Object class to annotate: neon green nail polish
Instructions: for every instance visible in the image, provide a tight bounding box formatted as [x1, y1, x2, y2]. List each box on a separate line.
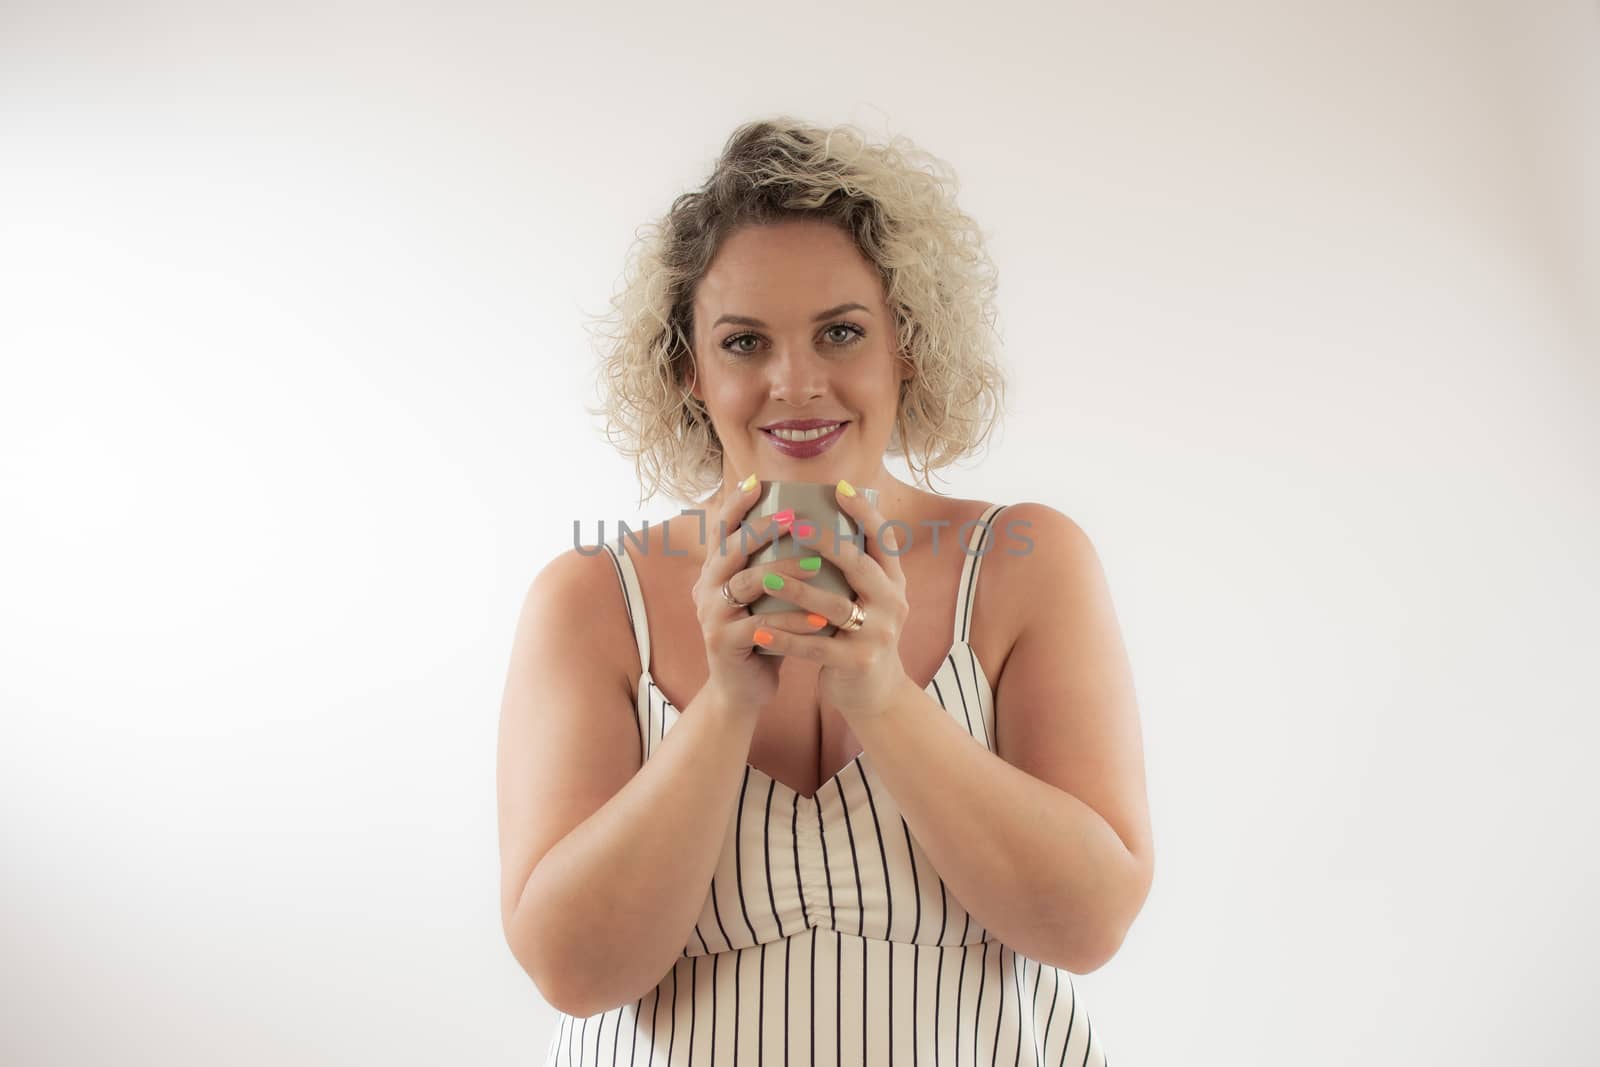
[763, 573, 784, 591]
[799, 556, 822, 572]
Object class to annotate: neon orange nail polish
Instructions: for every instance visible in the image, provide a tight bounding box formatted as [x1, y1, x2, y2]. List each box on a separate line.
[806, 613, 827, 629]
[753, 628, 774, 647]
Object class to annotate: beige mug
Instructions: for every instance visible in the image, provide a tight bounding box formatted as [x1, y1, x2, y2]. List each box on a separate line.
[739, 480, 880, 656]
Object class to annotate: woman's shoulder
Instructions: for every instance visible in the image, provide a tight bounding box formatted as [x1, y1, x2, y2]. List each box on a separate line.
[916, 495, 1053, 549]
[961, 500, 1100, 683]
[988, 498, 1083, 544]
[953, 499, 1098, 613]
[525, 540, 646, 679]
[979, 499, 1095, 569]
[975, 501, 1107, 649]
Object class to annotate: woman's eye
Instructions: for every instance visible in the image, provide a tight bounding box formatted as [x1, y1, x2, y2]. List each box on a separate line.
[721, 323, 864, 354]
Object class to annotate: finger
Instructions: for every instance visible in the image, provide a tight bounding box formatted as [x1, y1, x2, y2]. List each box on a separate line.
[750, 608, 832, 634]
[708, 485, 791, 584]
[747, 616, 847, 661]
[716, 512, 793, 591]
[745, 567, 859, 627]
[736, 610, 829, 659]
[698, 478, 764, 618]
[836, 481, 905, 583]
[727, 554, 823, 608]
[699, 477, 758, 586]
[712, 606, 819, 654]
[795, 498, 884, 601]
[713, 474, 764, 556]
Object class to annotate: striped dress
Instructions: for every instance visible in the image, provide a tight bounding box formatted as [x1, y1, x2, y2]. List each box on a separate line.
[543, 503, 1111, 1066]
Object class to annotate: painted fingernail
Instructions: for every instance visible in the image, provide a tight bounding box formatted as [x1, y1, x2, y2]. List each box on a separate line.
[799, 555, 822, 572]
[793, 522, 815, 538]
[772, 508, 794, 527]
[739, 473, 758, 493]
[837, 479, 855, 497]
[763, 573, 784, 591]
[806, 613, 827, 629]
[753, 628, 774, 647]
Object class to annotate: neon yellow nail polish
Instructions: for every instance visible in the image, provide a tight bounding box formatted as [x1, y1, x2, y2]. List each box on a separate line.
[739, 473, 757, 493]
[837, 479, 855, 497]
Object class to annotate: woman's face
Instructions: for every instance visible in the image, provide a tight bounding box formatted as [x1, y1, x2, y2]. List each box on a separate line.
[689, 220, 911, 492]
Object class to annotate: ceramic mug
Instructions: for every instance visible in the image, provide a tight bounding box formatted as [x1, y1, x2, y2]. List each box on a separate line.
[739, 480, 880, 655]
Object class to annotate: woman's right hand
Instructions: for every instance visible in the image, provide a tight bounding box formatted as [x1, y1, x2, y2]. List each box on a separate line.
[694, 481, 825, 716]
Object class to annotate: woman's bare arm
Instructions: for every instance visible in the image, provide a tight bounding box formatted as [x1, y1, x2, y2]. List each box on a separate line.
[497, 549, 759, 1017]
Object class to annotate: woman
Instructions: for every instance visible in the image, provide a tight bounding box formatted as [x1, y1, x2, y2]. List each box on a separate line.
[498, 117, 1152, 1066]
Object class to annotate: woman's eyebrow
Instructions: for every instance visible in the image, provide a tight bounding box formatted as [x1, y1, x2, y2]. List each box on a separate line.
[712, 302, 872, 329]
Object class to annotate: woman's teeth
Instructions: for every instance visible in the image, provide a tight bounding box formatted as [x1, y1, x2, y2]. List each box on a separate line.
[768, 423, 842, 442]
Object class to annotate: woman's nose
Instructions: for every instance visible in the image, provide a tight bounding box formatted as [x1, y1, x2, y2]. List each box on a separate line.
[767, 345, 828, 403]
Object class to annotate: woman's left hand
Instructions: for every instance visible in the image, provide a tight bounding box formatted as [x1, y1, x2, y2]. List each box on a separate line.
[759, 481, 911, 721]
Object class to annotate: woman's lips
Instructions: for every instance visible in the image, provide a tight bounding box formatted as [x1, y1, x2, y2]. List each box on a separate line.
[761, 421, 849, 458]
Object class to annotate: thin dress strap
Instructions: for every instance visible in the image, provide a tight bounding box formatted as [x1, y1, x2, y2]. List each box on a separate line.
[599, 540, 651, 678]
[952, 503, 1009, 646]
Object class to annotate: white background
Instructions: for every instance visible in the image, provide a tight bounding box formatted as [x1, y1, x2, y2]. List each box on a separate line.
[2, 2, 1596, 1064]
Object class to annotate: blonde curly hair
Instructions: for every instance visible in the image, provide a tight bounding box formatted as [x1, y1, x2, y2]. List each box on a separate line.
[584, 115, 1008, 507]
